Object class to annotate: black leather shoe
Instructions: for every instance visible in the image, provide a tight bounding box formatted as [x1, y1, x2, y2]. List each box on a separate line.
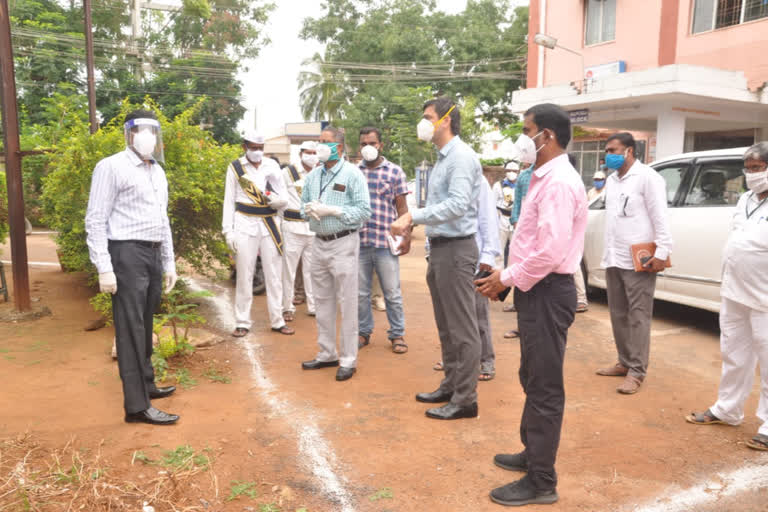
[489, 475, 558, 506]
[149, 385, 176, 399]
[425, 402, 478, 420]
[302, 359, 340, 370]
[335, 367, 356, 381]
[415, 389, 453, 403]
[124, 407, 179, 425]
[494, 452, 528, 472]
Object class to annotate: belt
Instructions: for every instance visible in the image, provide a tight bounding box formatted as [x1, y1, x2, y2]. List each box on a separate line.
[283, 209, 306, 222]
[428, 234, 474, 246]
[108, 239, 162, 249]
[497, 206, 512, 216]
[316, 229, 356, 242]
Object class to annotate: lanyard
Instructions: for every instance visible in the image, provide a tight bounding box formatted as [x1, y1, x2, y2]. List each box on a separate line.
[746, 192, 768, 220]
[319, 163, 342, 199]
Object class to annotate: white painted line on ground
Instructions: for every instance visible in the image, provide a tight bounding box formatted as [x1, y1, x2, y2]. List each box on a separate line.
[629, 460, 768, 512]
[187, 278, 355, 512]
[29, 231, 58, 235]
[1, 260, 61, 268]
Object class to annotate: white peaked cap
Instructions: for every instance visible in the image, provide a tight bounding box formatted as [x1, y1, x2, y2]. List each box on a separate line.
[300, 140, 318, 151]
[594, 170, 607, 179]
[243, 129, 265, 144]
[505, 160, 521, 171]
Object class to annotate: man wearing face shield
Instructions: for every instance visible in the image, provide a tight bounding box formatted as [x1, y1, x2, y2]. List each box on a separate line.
[391, 97, 483, 421]
[280, 141, 318, 322]
[300, 126, 371, 382]
[85, 109, 179, 425]
[223, 130, 294, 338]
[357, 126, 410, 355]
[476, 103, 588, 506]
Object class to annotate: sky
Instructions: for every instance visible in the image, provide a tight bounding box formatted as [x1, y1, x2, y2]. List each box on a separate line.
[237, 0, 528, 139]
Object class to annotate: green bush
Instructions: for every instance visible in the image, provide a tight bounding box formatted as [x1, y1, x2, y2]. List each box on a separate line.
[41, 98, 240, 277]
[0, 171, 8, 248]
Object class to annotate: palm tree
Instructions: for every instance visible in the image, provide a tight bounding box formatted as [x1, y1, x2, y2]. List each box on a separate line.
[298, 51, 349, 122]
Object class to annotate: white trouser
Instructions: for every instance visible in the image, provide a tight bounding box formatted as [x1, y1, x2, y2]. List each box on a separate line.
[311, 232, 359, 369]
[234, 231, 284, 330]
[574, 264, 588, 305]
[282, 230, 315, 314]
[710, 297, 768, 436]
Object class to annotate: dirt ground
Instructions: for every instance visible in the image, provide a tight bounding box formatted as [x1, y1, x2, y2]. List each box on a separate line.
[1, 231, 768, 511]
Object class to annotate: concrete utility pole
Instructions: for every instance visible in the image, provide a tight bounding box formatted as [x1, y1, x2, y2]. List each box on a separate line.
[0, 0, 31, 311]
[83, 0, 98, 134]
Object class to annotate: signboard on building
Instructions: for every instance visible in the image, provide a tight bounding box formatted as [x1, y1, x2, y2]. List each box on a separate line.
[569, 109, 589, 123]
[584, 61, 626, 80]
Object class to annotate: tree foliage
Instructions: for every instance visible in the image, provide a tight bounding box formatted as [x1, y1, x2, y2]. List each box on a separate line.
[41, 98, 239, 277]
[298, 0, 528, 172]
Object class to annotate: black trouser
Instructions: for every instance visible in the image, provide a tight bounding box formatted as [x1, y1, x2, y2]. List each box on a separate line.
[426, 237, 480, 406]
[109, 240, 163, 414]
[515, 273, 576, 491]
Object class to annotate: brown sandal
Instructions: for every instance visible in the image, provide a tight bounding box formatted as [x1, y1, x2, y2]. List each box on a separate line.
[746, 434, 768, 451]
[232, 327, 249, 337]
[272, 325, 295, 335]
[433, 361, 444, 371]
[358, 334, 370, 349]
[390, 337, 408, 354]
[685, 408, 726, 425]
[283, 311, 295, 322]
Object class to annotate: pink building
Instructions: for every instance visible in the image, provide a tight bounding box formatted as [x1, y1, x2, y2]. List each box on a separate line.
[513, 0, 768, 179]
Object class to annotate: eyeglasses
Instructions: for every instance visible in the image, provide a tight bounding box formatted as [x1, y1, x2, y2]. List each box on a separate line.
[744, 164, 767, 173]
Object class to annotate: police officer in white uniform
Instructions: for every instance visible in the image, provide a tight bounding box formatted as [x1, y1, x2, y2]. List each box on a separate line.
[223, 130, 294, 337]
[280, 141, 318, 321]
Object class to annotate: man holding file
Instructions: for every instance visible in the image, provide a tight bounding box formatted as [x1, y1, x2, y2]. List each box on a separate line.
[595, 132, 673, 395]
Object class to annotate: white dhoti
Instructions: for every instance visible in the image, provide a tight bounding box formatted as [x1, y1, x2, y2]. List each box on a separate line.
[234, 231, 284, 330]
[311, 232, 359, 369]
[282, 230, 315, 314]
[710, 297, 768, 436]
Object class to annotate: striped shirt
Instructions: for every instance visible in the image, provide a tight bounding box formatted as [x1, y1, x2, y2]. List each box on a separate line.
[510, 165, 534, 225]
[358, 157, 408, 248]
[85, 149, 175, 274]
[301, 159, 371, 236]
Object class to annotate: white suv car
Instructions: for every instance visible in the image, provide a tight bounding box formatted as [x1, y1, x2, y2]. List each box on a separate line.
[582, 147, 748, 313]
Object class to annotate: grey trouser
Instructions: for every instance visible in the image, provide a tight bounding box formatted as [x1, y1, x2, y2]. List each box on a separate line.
[426, 237, 480, 406]
[311, 232, 359, 369]
[605, 267, 657, 379]
[109, 240, 163, 414]
[477, 293, 494, 367]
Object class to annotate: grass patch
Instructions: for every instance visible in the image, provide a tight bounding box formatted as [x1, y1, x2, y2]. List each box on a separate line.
[132, 445, 210, 472]
[369, 487, 393, 501]
[227, 480, 258, 501]
[173, 368, 198, 389]
[259, 503, 281, 512]
[203, 366, 231, 384]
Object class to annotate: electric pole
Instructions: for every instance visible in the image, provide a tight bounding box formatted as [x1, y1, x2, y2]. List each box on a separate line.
[0, 0, 31, 311]
[84, 0, 97, 134]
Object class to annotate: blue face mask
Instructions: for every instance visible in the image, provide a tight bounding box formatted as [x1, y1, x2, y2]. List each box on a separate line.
[594, 180, 606, 190]
[604, 153, 625, 170]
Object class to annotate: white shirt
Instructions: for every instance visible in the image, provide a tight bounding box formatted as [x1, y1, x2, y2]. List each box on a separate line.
[280, 162, 315, 237]
[601, 160, 673, 270]
[85, 149, 175, 274]
[222, 156, 288, 238]
[492, 179, 515, 232]
[476, 177, 502, 267]
[721, 191, 768, 312]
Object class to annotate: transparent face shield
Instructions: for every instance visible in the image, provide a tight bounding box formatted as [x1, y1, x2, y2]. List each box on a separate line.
[124, 118, 164, 163]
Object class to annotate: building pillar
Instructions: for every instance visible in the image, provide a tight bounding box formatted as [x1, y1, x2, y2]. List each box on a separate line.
[756, 126, 768, 143]
[655, 110, 686, 159]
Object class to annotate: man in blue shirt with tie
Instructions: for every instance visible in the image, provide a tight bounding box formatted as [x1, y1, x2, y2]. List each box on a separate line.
[392, 97, 483, 420]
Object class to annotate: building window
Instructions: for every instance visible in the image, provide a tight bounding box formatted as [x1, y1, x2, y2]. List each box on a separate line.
[692, 0, 768, 34]
[584, 0, 616, 46]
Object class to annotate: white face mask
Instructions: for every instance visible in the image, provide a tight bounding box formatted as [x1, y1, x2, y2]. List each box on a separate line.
[361, 145, 379, 162]
[301, 153, 319, 168]
[417, 118, 435, 142]
[514, 132, 544, 165]
[745, 169, 768, 193]
[506, 171, 518, 182]
[316, 144, 332, 163]
[133, 131, 157, 158]
[246, 149, 263, 163]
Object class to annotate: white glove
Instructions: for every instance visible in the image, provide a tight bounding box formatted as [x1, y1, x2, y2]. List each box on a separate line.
[225, 233, 238, 254]
[312, 203, 343, 218]
[267, 193, 288, 209]
[164, 271, 178, 294]
[304, 201, 321, 221]
[99, 271, 117, 294]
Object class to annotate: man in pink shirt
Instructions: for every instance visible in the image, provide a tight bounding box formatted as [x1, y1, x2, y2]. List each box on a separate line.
[477, 103, 587, 507]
